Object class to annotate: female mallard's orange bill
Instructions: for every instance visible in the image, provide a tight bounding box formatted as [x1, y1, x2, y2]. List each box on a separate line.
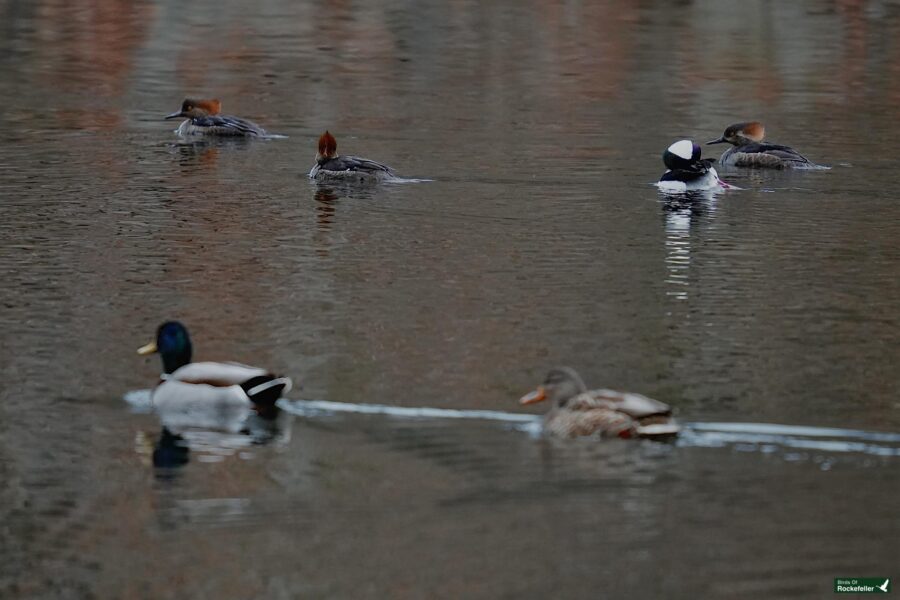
[137, 341, 158, 355]
[519, 386, 547, 405]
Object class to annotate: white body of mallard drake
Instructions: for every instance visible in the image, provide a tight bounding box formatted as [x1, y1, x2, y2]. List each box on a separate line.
[139, 322, 292, 433]
[151, 363, 291, 433]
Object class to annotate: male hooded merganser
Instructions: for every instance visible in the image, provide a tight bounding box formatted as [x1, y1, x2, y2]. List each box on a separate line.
[657, 139, 728, 192]
[707, 121, 815, 169]
[519, 367, 680, 439]
[308, 131, 396, 181]
[138, 321, 292, 419]
[165, 98, 270, 137]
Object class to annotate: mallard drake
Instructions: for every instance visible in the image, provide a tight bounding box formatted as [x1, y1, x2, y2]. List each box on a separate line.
[519, 367, 680, 439]
[138, 321, 292, 420]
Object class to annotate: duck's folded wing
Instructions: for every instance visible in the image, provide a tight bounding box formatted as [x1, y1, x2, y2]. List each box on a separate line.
[582, 389, 673, 418]
[170, 362, 269, 386]
[732, 143, 811, 167]
[192, 115, 265, 136]
[321, 155, 395, 174]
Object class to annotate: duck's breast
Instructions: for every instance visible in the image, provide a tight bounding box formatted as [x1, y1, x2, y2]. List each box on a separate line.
[151, 379, 252, 433]
[174, 119, 199, 136]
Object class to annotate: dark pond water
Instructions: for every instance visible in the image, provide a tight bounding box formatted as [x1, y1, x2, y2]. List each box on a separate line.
[1, 0, 898, 598]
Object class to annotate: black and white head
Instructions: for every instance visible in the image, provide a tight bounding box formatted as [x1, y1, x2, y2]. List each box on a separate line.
[519, 367, 589, 407]
[663, 139, 702, 171]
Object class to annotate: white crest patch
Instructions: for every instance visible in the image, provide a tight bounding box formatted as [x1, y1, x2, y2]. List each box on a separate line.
[668, 139, 694, 160]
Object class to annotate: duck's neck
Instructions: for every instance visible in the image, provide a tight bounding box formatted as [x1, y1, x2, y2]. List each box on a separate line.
[161, 348, 191, 374]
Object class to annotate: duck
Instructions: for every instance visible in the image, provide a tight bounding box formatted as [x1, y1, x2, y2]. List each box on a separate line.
[657, 139, 730, 192]
[308, 130, 396, 181]
[519, 367, 680, 439]
[137, 321, 292, 425]
[165, 98, 271, 137]
[706, 121, 815, 169]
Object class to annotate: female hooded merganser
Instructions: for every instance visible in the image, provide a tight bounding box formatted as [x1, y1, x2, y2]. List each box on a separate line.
[519, 367, 680, 439]
[165, 98, 270, 137]
[308, 131, 396, 181]
[138, 321, 292, 419]
[657, 139, 728, 192]
[707, 121, 815, 169]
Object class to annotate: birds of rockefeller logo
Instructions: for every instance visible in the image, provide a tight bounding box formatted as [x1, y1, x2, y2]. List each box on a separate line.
[834, 578, 891, 593]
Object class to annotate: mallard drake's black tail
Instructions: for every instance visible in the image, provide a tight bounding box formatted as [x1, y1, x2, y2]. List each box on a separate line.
[241, 375, 292, 406]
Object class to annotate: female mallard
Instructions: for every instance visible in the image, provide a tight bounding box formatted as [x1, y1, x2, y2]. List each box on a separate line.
[138, 321, 292, 422]
[519, 367, 680, 439]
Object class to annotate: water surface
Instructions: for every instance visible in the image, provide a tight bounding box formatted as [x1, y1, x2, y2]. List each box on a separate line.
[1, 0, 898, 598]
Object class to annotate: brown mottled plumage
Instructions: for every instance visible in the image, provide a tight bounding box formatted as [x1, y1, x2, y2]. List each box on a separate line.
[519, 367, 680, 439]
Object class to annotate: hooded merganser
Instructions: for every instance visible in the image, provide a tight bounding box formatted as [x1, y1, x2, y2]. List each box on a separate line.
[707, 121, 815, 169]
[165, 98, 270, 137]
[657, 139, 728, 192]
[519, 367, 680, 439]
[308, 131, 396, 181]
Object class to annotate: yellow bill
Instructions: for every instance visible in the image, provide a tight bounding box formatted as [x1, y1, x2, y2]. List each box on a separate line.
[137, 341, 158, 355]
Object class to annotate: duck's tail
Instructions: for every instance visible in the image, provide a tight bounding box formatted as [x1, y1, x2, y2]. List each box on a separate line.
[635, 416, 682, 440]
[241, 375, 293, 406]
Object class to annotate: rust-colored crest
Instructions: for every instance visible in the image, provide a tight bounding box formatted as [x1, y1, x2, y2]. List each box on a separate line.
[318, 130, 337, 158]
[742, 121, 765, 141]
[196, 98, 221, 115]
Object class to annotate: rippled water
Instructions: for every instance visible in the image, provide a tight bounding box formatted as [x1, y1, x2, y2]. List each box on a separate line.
[1, 0, 898, 598]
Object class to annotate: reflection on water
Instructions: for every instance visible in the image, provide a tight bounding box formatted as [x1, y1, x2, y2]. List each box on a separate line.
[660, 191, 720, 301]
[150, 428, 190, 471]
[278, 397, 900, 459]
[128, 387, 293, 473]
[2, 0, 900, 598]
